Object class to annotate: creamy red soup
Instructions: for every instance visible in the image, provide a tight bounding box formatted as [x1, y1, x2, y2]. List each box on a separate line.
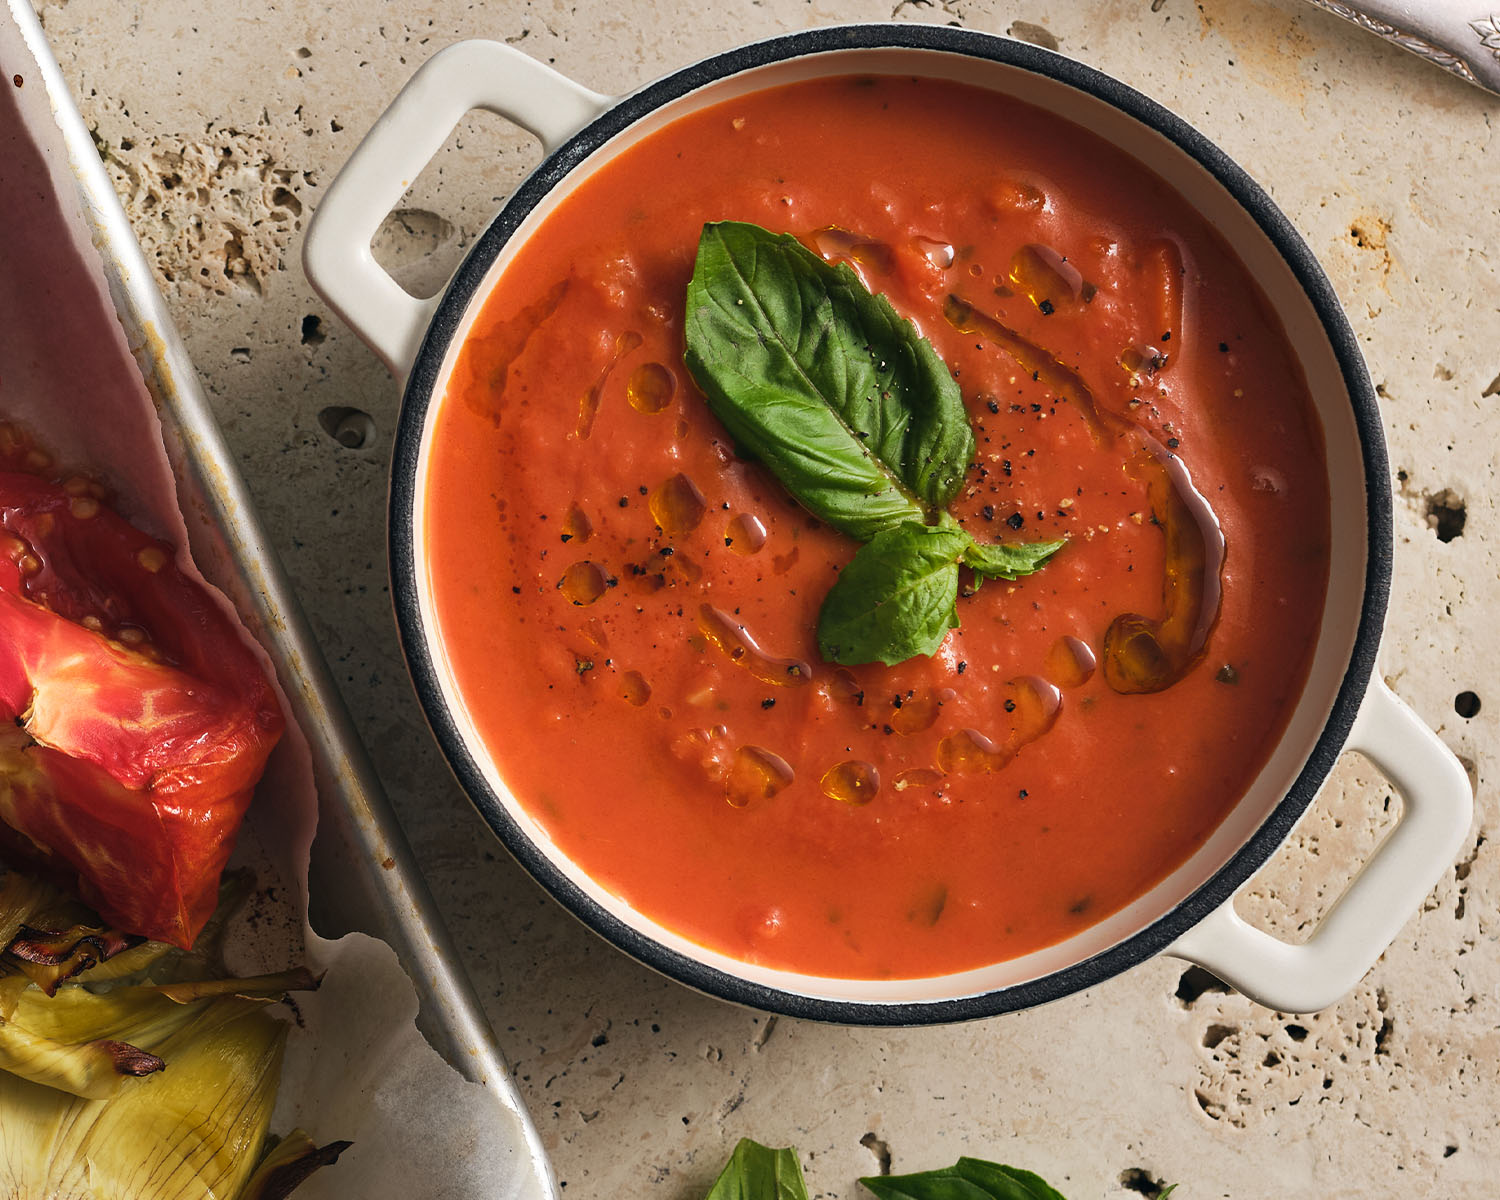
[428, 75, 1329, 979]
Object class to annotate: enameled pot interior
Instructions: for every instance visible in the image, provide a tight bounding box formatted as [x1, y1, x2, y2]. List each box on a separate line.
[400, 35, 1382, 1014]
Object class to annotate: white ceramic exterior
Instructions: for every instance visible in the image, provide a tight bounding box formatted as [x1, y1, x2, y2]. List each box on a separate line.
[304, 33, 1473, 1016]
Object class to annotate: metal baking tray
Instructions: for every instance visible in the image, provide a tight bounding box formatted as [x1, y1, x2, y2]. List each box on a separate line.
[1, 5, 555, 1196]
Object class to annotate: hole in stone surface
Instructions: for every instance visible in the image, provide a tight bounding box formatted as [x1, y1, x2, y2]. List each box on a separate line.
[367, 110, 543, 299]
[318, 406, 375, 449]
[1426, 489, 1466, 542]
[301, 314, 326, 346]
[1119, 1167, 1171, 1197]
[1202, 1023, 1235, 1050]
[271, 186, 303, 216]
[1456, 691, 1481, 719]
[1175, 965, 1229, 1005]
[860, 1133, 892, 1175]
[1445, 1145, 1459, 1158]
[1006, 20, 1060, 50]
[1284, 1023, 1308, 1041]
[1456, 754, 1479, 796]
[371, 208, 459, 298]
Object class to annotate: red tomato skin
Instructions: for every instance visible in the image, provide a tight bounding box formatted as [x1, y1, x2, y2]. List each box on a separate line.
[0, 471, 282, 948]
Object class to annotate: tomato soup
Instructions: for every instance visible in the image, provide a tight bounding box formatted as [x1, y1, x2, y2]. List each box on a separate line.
[426, 76, 1329, 979]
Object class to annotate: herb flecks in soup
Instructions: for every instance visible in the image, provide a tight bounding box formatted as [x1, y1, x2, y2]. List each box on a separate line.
[429, 76, 1330, 979]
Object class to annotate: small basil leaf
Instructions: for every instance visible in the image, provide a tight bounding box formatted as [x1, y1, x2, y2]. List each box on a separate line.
[685, 221, 974, 541]
[703, 1139, 810, 1200]
[817, 522, 968, 666]
[860, 1156, 1068, 1200]
[955, 1159, 1069, 1200]
[961, 536, 1067, 581]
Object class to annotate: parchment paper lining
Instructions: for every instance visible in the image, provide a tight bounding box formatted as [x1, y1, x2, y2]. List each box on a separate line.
[0, 16, 534, 1198]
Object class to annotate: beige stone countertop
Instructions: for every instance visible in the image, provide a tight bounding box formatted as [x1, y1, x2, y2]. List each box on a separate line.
[31, 0, 1498, 1195]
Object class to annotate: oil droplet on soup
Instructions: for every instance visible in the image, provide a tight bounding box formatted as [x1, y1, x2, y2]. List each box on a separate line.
[893, 767, 945, 792]
[698, 604, 813, 688]
[821, 760, 880, 805]
[627, 361, 676, 413]
[619, 670, 651, 706]
[1045, 636, 1097, 688]
[649, 473, 707, 535]
[824, 667, 864, 706]
[936, 677, 1062, 776]
[724, 512, 768, 555]
[890, 687, 955, 735]
[726, 745, 794, 808]
[1004, 676, 1063, 742]
[811, 226, 895, 276]
[558, 561, 607, 606]
[1008, 243, 1084, 313]
[561, 503, 593, 544]
[937, 728, 1013, 776]
[911, 236, 955, 269]
[575, 330, 642, 439]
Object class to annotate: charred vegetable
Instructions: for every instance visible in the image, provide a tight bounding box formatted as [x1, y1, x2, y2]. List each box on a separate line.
[0, 868, 346, 1199]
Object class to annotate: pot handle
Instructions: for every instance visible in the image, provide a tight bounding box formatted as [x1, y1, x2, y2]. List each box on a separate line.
[1166, 678, 1472, 1013]
[302, 41, 611, 377]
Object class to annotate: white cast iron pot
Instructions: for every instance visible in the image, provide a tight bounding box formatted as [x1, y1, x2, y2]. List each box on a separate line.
[304, 25, 1473, 1023]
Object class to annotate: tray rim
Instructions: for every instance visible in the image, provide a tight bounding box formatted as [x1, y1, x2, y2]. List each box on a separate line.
[0, 6, 557, 1196]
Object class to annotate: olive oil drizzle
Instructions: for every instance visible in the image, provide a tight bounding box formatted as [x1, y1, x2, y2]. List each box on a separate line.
[943, 293, 1225, 694]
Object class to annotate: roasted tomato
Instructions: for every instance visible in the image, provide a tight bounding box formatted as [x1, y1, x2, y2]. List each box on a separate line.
[0, 469, 282, 948]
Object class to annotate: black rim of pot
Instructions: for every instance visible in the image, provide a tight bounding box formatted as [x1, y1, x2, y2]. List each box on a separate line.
[388, 22, 1391, 1025]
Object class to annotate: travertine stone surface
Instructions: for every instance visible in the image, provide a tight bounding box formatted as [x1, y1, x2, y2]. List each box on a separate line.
[34, 0, 1497, 1195]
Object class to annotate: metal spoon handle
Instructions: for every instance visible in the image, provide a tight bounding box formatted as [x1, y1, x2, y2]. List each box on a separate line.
[1304, 0, 1500, 95]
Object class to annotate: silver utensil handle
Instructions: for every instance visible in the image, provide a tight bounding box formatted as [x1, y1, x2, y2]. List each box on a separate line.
[1304, 0, 1500, 95]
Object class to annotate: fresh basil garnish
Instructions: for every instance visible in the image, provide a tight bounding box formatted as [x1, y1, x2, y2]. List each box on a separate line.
[860, 1158, 1070, 1200]
[961, 537, 1068, 582]
[817, 522, 967, 666]
[685, 221, 972, 540]
[703, 1139, 810, 1200]
[818, 524, 1066, 665]
[684, 220, 1063, 666]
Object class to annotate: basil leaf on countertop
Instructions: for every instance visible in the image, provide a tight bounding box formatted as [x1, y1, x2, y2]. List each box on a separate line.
[703, 1139, 810, 1200]
[684, 221, 974, 542]
[860, 1157, 1070, 1200]
[962, 537, 1068, 581]
[817, 522, 968, 666]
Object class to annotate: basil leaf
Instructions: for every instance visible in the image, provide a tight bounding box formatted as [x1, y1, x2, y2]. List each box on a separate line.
[685, 221, 974, 542]
[703, 1139, 810, 1200]
[961, 537, 1067, 581]
[817, 522, 968, 666]
[860, 1157, 1069, 1200]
